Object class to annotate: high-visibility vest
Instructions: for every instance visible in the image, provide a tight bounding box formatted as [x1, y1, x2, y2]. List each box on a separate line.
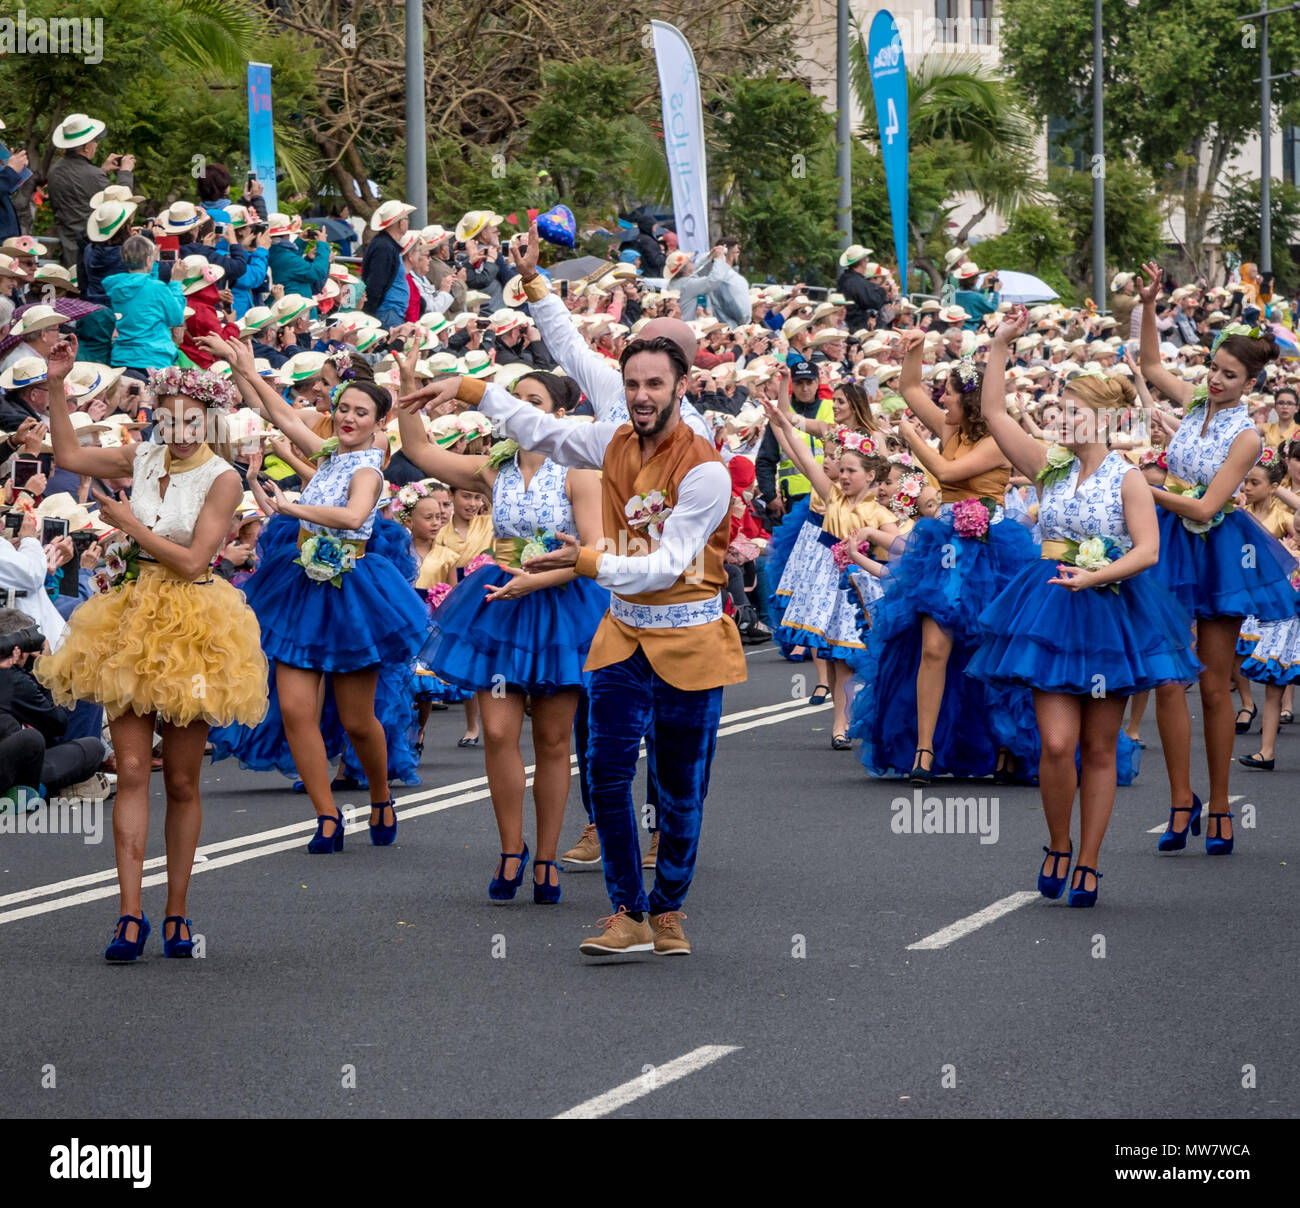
[777, 397, 836, 498]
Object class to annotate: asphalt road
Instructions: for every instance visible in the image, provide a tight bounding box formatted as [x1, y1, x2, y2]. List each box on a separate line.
[1, 646, 1296, 1120]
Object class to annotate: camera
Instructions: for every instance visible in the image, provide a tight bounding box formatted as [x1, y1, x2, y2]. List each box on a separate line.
[0, 624, 45, 655]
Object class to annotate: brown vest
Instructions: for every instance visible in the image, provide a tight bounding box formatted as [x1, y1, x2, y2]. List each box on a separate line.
[582, 419, 747, 691]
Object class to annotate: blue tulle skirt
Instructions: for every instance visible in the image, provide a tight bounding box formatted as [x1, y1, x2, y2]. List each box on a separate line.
[419, 564, 608, 694]
[765, 498, 814, 660]
[407, 664, 473, 703]
[966, 562, 1202, 696]
[244, 515, 427, 672]
[1241, 594, 1300, 685]
[1154, 508, 1298, 621]
[872, 510, 1038, 644]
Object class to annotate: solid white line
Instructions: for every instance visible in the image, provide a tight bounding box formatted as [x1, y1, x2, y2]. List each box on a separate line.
[906, 891, 1040, 950]
[0, 698, 829, 926]
[1145, 794, 1243, 834]
[553, 1045, 741, 1119]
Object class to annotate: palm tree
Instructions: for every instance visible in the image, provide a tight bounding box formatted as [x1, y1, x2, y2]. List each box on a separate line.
[848, 36, 1043, 290]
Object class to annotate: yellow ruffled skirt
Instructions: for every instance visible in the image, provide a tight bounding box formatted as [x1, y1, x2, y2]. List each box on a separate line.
[36, 565, 269, 728]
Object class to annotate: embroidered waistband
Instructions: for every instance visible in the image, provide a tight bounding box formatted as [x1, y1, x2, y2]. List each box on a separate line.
[609, 593, 723, 629]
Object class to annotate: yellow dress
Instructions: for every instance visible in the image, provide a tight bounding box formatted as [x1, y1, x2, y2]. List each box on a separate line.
[37, 444, 269, 728]
[415, 512, 493, 588]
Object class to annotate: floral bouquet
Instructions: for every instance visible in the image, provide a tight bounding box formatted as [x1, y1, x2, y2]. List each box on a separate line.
[951, 497, 993, 541]
[295, 534, 358, 587]
[497, 527, 564, 569]
[1138, 448, 1168, 470]
[1055, 535, 1124, 594]
[1168, 481, 1234, 538]
[892, 471, 925, 518]
[625, 490, 671, 541]
[93, 539, 141, 593]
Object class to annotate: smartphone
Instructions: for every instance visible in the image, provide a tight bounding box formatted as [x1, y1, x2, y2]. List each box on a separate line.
[246, 171, 257, 187]
[256, 474, 277, 492]
[3, 511, 23, 536]
[10, 456, 41, 489]
[70, 530, 98, 555]
[560, 281, 569, 300]
[41, 516, 70, 545]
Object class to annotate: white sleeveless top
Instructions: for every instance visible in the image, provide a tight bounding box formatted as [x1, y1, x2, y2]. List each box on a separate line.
[299, 448, 384, 540]
[492, 456, 574, 538]
[1038, 451, 1136, 553]
[131, 443, 234, 546]
[1165, 401, 1260, 489]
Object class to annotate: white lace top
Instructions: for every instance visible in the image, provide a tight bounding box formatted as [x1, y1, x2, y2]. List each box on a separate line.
[299, 448, 385, 539]
[492, 455, 573, 538]
[1038, 451, 1135, 552]
[1166, 401, 1259, 488]
[131, 443, 234, 546]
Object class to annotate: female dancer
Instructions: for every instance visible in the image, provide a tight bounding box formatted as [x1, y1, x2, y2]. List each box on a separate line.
[38, 342, 268, 960]
[1136, 264, 1299, 855]
[396, 353, 606, 902]
[200, 333, 427, 852]
[853, 327, 1037, 782]
[761, 400, 899, 746]
[966, 309, 1201, 906]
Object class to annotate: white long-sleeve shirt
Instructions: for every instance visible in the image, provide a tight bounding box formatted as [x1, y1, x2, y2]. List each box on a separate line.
[476, 382, 730, 594]
[0, 537, 68, 650]
[526, 288, 712, 441]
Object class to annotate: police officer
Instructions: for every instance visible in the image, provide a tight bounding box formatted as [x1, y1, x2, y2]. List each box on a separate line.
[756, 360, 834, 523]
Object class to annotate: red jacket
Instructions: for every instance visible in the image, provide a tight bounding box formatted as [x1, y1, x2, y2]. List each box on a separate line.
[182, 283, 239, 367]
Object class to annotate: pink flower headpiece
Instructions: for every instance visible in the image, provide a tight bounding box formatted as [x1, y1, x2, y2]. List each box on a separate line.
[147, 365, 240, 414]
[1258, 446, 1278, 467]
[831, 427, 877, 457]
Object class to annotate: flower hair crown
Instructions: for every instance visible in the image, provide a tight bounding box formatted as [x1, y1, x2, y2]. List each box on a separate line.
[829, 426, 877, 457]
[1211, 322, 1263, 356]
[326, 346, 357, 381]
[147, 365, 240, 414]
[1258, 446, 1278, 467]
[1138, 448, 1168, 469]
[392, 479, 434, 524]
[953, 358, 981, 393]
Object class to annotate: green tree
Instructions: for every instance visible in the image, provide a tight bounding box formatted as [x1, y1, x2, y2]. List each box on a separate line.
[1210, 171, 1300, 291]
[709, 75, 840, 281]
[970, 205, 1078, 304]
[1051, 160, 1164, 295]
[1000, 0, 1300, 277]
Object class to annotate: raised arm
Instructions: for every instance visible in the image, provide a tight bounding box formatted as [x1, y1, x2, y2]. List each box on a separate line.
[758, 398, 835, 500]
[198, 333, 327, 455]
[43, 341, 135, 480]
[396, 345, 493, 491]
[897, 328, 952, 435]
[981, 306, 1048, 480]
[897, 418, 1007, 484]
[1136, 262, 1193, 407]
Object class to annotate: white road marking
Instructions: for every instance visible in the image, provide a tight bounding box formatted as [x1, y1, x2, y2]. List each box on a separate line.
[553, 1045, 740, 1119]
[1145, 794, 1243, 834]
[906, 891, 1040, 950]
[0, 698, 830, 927]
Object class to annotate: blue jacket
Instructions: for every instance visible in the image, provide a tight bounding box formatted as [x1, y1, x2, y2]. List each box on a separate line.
[231, 245, 269, 317]
[81, 242, 126, 307]
[0, 161, 32, 242]
[267, 238, 331, 299]
[104, 270, 186, 369]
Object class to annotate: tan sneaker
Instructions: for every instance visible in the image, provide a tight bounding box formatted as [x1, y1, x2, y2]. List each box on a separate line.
[561, 822, 601, 869]
[578, 906, 654, 957]
[649, 911, 690, 956]
[642, 830, 659, 870]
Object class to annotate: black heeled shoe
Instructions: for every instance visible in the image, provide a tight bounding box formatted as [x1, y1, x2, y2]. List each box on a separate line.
[809, 684, 831, 706]
[992, 752, 1016, 785]
[1234, 705, 1257, 734]
[910, 748, 934, 785]
[831, 733, 853, 750]
[1237, 753, 1274, 771]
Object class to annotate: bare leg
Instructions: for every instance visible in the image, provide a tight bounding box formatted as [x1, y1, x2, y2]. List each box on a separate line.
[462, 695, 480, 743]
[830, 658, 853, 737]
[477, 689, 527, 880]
[160, 719, 211, 942]
[331, 668, 390, 819]
[1033, 691, 1081, 871]
[1197, 618, 1241, 842]
[914, 616, 951, 770]
[1124, 689, 1149, 741]
[1153, 679, 1194, 818]
[415, 699, 432, 747]
[107, 711, 157, 944]
[1232, 656, 1255, 725]
[528, 691, 579, 888]
[276, 664, 337, 835]
[1075, 695, 1126, 890]
[1253, 683, 1284, 762]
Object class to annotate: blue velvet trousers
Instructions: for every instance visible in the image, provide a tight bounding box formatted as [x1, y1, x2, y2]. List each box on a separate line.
[586, 648, 723, 914]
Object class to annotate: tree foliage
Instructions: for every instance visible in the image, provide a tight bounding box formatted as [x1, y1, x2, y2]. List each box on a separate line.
[1210, 171, 1300, 291]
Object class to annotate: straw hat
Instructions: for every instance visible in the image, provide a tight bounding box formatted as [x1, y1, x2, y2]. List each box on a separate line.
[239, 306, 276, 334]
[838, 244, 872, 269]
[32, 264, 79, 294]
[276, 350, 328, 385]
[455, 210, 504, 241]
[52, 113, 106, 149]
[157, 201, 203, 233]
[810, 328, 848, 348]
[370, 201, 417, 233]
[87, 200, 136, 243]
[65, 362, 124, 400]
[265, 213, 297, 238]
[270, 293, 313, 325]
[938, 305, 969, 325]
[10, 305, 64, 338]
[459, 350, 494, 378]
[0, 253, 30, 281]
[89, 184, 145, 209]
[180, 262, 224, 295]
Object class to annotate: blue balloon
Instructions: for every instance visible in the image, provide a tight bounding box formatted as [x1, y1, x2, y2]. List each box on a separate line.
[537, 205, 576, 248]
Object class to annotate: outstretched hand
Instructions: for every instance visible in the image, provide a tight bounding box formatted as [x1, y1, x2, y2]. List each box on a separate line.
[509, 218, 541, 280]
[1137, 262, 1163, 306]
[521, 529, 580, 572]
[398, 374, 463, 415]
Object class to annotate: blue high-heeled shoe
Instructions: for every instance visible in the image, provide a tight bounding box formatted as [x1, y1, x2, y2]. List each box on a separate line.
[533, 859, 562, 905]
[1067, 866, 1102, 908]
[1206, 812, 1234, 856]
[369, 799, 397, 846]
[162, 916, 195, 958]
[307, 810, 344, 854]
[104, 912, 150, 962]
[1037, 844, 1072, 899]
[1156, 793, 1202, 852]
[489, 843, 529, 900]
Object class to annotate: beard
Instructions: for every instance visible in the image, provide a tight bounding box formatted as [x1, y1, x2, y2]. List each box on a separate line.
[631, 400, 675, 437]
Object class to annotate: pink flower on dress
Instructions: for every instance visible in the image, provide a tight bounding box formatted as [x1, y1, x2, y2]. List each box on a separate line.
[426, 582, 453, 610]
[463, 553, 495, 575]
[951, 497, 990, 540]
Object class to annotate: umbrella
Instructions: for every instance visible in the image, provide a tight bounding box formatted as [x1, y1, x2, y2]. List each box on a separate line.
[546, 256, 611, 282]
[980, 270, 1058, 304]
[0, 297, 105, 358]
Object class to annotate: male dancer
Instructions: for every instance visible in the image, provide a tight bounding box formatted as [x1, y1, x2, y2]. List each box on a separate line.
[401, 335, 746, 957]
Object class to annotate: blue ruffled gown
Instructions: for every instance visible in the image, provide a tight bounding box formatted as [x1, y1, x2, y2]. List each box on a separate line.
[1154, 401, 1298, 621]
[765, 495, 816, 660]
[848, 438, 1039, 778]
[210, 448, 428, 780]
[418, 456, 607, 694]
[966, 452, 1201, 775]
